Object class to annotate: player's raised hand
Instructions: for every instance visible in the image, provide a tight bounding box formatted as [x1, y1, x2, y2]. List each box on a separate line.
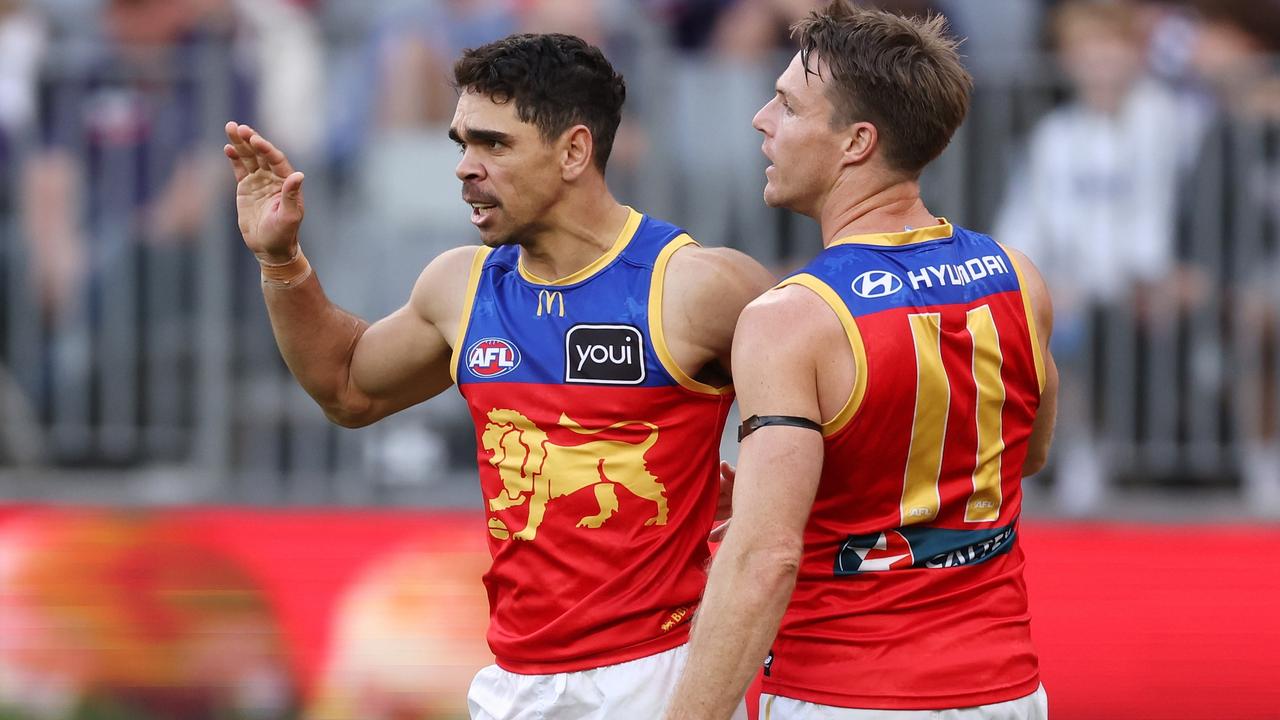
[223, 121, 305, 263]
[709, 461, 735, 542]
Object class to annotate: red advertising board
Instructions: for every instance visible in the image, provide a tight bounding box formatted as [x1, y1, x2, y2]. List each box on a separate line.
[0, 506, 1275, 719]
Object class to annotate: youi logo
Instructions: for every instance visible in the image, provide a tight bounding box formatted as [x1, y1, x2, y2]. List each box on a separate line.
[466, 337, 521, 378]
[851, 269, 904, 299]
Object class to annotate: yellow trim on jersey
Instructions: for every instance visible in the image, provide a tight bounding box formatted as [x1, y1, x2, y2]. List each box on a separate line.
[518, 207, 643, 286]
[649, 234, 733, 396]
[775, 274, 868, 437]
[1002, 246, 1047, 392]
[828, 218, 954, 248]
[449, 246, 494, 384]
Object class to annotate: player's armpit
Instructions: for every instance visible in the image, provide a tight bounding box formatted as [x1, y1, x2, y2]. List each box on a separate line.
[659, 245, 775, 385]
[335, 245, 480, 427]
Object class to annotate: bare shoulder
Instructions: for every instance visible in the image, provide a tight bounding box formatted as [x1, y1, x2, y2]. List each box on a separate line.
[666, 245, 775, 294]
[998, 243, 1054, 338]
[410, 245, 486, 325]
[998, 244, 1044, 286]
[663, 244, 775, 326]
[729, 284, 839, 412]
[734, 284, 841, 362]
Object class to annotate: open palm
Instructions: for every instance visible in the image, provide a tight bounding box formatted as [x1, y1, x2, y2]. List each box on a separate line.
[223, 121, 305, 263]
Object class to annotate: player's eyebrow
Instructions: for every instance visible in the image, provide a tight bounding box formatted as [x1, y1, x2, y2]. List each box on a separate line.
[449, 126, 515, 147]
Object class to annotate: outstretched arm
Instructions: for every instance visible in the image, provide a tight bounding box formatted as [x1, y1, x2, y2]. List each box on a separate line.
[664, 286, 830, 720]
[224, 121, 472, 427]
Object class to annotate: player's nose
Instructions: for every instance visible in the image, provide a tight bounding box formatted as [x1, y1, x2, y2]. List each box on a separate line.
[752, 102, 771, 136]
[455, 148, 484, 182]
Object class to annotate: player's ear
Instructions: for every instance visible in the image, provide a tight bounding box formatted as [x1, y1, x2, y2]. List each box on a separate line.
[841, 121, 877, 168]
[561, 125, 594, 181]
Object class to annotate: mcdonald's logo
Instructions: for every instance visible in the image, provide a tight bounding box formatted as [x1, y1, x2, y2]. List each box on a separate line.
[537, 290, 565, 317]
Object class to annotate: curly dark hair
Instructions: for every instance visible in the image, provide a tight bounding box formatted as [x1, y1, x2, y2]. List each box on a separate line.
[453, 33, 627, 174]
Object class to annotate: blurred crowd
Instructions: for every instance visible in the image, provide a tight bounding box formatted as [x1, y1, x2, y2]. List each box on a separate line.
[0, 0, 1278, 515]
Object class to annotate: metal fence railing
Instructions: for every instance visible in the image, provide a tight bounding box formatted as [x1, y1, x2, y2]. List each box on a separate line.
[1, 37, 1277, 515]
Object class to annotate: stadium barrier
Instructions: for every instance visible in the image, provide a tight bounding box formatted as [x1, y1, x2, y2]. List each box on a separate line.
[0, 40, 1276, 513]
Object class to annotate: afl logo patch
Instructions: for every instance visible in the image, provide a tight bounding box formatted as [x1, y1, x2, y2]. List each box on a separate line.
[466, 337, 520, 378]
[851, 270, 904, 299]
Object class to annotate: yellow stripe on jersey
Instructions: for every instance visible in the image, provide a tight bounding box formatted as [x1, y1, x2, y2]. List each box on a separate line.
[774, 274, 868, 437]
[965, 305, 1006, 523]
[828, 218, 954, 248]
[449, 246, 494, 384]
[1002, 245, 1046, 393]
[902, 312, 948, 526]
[518, 207, 642, 286]
[649, 234, 733, 396]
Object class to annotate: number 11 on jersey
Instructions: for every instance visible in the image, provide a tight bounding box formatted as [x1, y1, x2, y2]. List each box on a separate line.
[901, 305, 1006, 526]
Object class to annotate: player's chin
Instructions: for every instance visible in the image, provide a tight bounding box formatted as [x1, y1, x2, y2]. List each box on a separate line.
[762, 183, 786, 209]
[472, 217, 501, 244]
[478, 229, 518, 248]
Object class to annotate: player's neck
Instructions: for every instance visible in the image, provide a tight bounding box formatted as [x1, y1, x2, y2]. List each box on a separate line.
[819, 173, 937, 247]
[519, 190, 630, 283]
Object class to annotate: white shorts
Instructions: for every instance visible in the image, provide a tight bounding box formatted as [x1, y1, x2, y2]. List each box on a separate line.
[467, 644, 748, 720]
[760, 685, 1048, 720]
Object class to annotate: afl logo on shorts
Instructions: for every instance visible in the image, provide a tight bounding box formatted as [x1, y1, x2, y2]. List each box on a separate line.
[851, 270, 904, 299]
[466, 338, 521, 378]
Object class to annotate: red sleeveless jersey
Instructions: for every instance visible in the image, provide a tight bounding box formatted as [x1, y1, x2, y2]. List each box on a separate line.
[762, 222, 1045, 709]
[452, 209, 733, 673]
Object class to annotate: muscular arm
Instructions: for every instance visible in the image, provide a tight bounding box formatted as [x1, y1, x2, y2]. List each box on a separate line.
[263, 246, 475, 428]
[225, 120, 473, 428]
[660, 245, 775, 384]
[664, 287, 832, 720]
[1005, 245, 1058, 475]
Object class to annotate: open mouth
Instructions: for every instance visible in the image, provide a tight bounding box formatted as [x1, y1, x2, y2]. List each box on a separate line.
[467, 201, 499, 227]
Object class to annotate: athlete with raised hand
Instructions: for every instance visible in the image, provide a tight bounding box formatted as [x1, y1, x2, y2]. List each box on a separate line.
[224, 32, 771, 720]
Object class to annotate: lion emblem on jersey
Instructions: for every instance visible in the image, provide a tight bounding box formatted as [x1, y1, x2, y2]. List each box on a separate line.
[480, 408, 668, 542]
